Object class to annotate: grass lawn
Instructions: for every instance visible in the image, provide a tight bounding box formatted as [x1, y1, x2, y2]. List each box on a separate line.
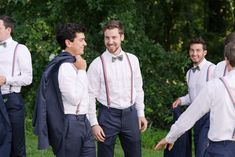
[26, 119, 164, 157]
[26, 130, 164, 157]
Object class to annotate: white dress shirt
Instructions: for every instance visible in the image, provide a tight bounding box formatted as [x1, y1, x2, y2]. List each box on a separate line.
[213, 60, 228, 78]
[87, 50, 145, 126]
[58, 63, 90, 115]
[0, 37, 32, 94]
[166, 69, 235, 143]
[180, 59, 215, 105]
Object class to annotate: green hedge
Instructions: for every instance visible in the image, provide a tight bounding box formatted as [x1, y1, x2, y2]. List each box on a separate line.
[1, 0, 228, 129]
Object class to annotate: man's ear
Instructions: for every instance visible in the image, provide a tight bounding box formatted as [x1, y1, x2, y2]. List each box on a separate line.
[204, 50, 207, 56]
[121, 34, 124, 41]
[65, 39, 71, 47]
[6, 27, 12, 35]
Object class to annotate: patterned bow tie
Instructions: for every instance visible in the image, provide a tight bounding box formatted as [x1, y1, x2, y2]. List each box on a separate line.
[0, 42, 6, 48]
[112, 55, 123, 62]
[192, 66, 200, 73]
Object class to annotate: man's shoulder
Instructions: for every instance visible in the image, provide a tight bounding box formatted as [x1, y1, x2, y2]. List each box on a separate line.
[14, 42, 30, 53]
[91, 55, 102, 64]
[216, 60, 226, 67]
[125, 52, 139, 61]
[205, 59, 215, 66]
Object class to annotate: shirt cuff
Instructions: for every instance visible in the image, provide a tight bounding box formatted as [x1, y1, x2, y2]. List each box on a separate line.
[179, 97, 189, 106]
[165, 134, 176, 144]
[137, 109, 145, 117]
[89, 117, 99, 127]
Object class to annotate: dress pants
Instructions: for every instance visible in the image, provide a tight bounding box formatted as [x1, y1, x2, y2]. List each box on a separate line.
[204, 141, 235, 157]
[56, 114, 96, 157]
[97, 104, 141, 157]
[164, 106, 192, 157]
[3, 93, 26, 157]
[194, 113, 210, 157]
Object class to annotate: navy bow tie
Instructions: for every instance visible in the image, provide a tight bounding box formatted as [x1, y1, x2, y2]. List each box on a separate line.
[112, 55, 123, 62]
[192, 66, 200, 72]
[0, 42, 6, 48]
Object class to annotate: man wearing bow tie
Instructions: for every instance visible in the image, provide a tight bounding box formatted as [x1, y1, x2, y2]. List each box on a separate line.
[168, 37, 215, 157]
[155, 41, 235, 157]
[0, 15, 32, 157]
[87, 20, 148, 157]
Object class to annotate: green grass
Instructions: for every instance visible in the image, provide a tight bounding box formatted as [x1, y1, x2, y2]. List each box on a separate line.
[25, 119, 165, 156]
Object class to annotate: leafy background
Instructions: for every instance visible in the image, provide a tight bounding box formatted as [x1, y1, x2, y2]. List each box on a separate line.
[1, 0, 234, 129]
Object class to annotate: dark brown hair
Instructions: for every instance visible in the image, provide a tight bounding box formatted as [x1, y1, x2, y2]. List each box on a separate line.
[103, 20, 124, 34]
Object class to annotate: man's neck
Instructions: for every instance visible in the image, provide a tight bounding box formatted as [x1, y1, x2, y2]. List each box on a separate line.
[0, 36, 11, 43]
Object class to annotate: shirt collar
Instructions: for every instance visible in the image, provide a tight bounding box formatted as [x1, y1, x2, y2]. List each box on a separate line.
[105, 49, 124, 58]
[193, 58, 206, 70]
[2, 37, 13, 47]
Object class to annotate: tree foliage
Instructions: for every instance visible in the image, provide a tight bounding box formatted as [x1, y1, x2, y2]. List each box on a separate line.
[0, 0, 234, 128]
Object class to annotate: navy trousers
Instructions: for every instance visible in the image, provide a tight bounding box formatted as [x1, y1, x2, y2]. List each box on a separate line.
[97, 105, 141, 157]
[3, 93, 26, 157]
[56, 114, 96, 157]
[204, 141, 235, 157]
[164, 106, 192, 157]
[0, 91, 11, 157]
[194, 113, 210, 157]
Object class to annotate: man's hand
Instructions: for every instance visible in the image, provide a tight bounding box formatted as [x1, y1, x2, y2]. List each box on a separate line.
[74, 55, 87, 70]
[0, 75, 6, 86]
[172, 98, 181, 109]
[92, 125, 106, 142]
[138, 117, 148, 132]
[154, 138, 173, 151]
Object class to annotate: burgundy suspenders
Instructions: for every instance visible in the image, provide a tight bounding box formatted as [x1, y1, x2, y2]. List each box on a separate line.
[100, 53, 133, 108]
[100, 55, 111, 108]
[125, 53, 133, 105]
[219, 77, 235, 139]
[9, 43, 19, 92]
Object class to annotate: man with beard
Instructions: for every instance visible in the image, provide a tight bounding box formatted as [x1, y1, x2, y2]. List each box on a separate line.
[87, 20, 148, 157]
[169, 37, 215, 157]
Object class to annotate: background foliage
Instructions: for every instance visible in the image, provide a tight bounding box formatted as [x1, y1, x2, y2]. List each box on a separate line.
[1, 0, 235, 129]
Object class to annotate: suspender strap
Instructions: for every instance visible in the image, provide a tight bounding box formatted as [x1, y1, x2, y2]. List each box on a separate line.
[206, 64, 213, 81]
[125, 53, 133, 104]
[100, 55, 111, 108]
[219, 78, 235, 107]
[187, 71, 193, 102]
[223, 64, 228, 77]
[100, 53, 134, 108]
[219, 77, 235, 138]
[75, 104, 80, 115]
[9, 43, 19, 92]
[188, 64, 213, 102]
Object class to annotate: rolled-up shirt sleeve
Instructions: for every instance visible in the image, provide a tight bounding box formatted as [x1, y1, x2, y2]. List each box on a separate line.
[87, 59, 100, 126]
[6, 44, 32, 86]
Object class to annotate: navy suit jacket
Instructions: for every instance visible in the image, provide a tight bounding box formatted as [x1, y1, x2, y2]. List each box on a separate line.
[0, 89, 11, 156]
[33, 52, 75, 154]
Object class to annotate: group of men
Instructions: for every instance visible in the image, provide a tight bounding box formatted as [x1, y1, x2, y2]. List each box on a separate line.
[0, 14, 234, 157]
[0, 15, 147, 157]
[155, 34, 235, 156]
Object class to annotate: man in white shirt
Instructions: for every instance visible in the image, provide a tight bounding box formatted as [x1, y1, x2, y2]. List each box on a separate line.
[155, 41, 235, 157]
[170, 37, 215, 157]
[0, 15, 32, 157]
[33, 23, 95, 157]
[87, 20, 148, 157]
[213, 32, 235, 78]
